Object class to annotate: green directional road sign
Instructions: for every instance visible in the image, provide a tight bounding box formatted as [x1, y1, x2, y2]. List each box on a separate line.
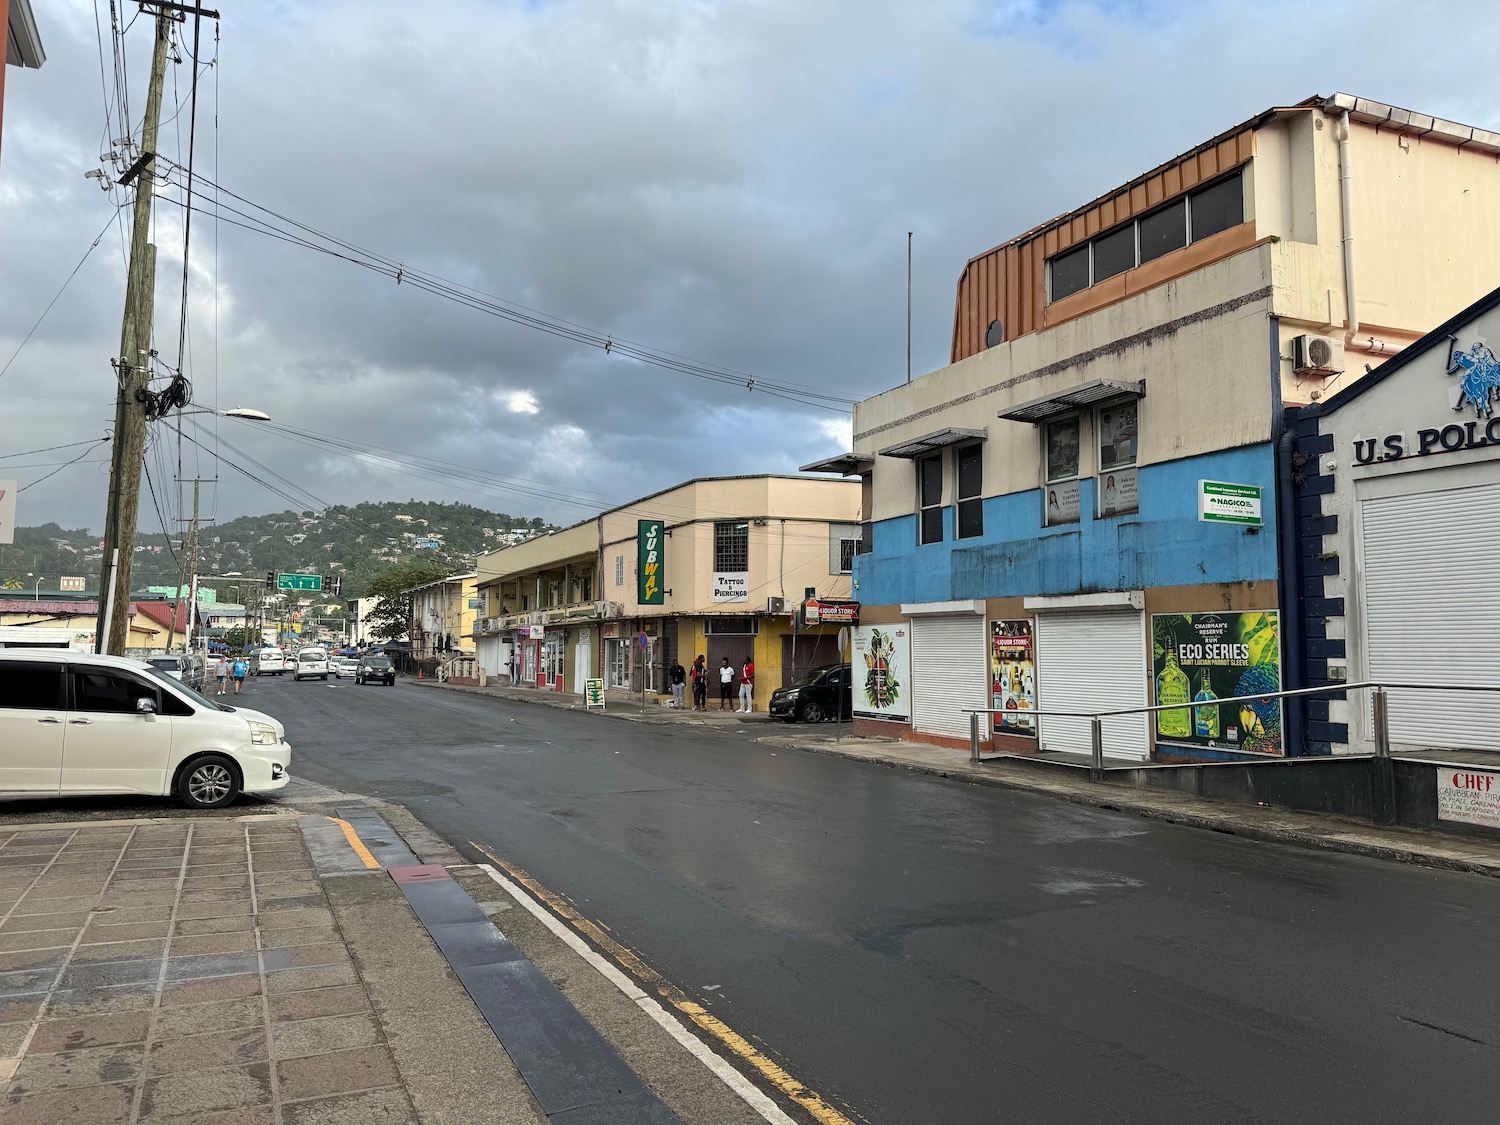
[276, 573, 323, 592]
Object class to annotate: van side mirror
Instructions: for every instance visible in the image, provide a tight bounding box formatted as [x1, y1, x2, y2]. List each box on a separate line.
[136, 697, 157, 715]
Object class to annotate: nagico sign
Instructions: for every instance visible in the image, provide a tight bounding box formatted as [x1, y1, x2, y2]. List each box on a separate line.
[637, 519, 664, 605]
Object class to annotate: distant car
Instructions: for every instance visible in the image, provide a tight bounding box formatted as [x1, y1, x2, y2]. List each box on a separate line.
[356, 655, 395, 686]
[332, 658, 357, 679]
[146, 653, 206, 693]
[768, 664, 852, 723]
[293, 648, 330, 681]
[252, 647, 288, 676]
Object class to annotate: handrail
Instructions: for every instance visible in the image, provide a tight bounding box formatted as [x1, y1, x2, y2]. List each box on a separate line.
[963, 680, 1500, 774]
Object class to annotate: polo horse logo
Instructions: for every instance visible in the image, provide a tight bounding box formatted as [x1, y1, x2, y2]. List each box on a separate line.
[1450, 341, 1500, 419]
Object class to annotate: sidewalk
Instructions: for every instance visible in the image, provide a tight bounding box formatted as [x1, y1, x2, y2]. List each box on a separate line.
[0, 797, 775, 1124]
[414, 677, 1500, 881]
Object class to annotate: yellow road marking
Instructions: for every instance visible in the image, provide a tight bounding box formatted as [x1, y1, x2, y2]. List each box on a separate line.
[328, 817, 381, 869]
[470, 841, 857, 1125]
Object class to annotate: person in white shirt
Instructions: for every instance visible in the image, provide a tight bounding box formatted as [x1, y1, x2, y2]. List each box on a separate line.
[718, 658, 735, 711]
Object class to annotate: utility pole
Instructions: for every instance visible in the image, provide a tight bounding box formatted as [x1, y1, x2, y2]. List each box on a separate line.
[97, 12, 171, 656]
[162, 479, 204, 653]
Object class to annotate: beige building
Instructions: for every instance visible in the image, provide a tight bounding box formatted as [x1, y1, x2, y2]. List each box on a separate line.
[473, 475, 861, 708]
[406, 574, 478, 661]
[813, 93, 1500, 761]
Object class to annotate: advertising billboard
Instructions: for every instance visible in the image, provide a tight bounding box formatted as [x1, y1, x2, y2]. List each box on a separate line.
[851, 624, 909, 721]
[1151, 611, 1283, 756]
[990, 619, 1036, 735]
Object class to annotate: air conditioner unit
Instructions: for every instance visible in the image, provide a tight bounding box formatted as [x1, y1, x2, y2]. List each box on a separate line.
[594, 600, 611, 617]
[1292, 334, 1344, 376]
[767, 596, 787, 614]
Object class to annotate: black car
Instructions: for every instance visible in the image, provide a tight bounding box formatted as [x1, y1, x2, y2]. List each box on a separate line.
[768, 664, 852, 723]
[355, 655, 396, 686]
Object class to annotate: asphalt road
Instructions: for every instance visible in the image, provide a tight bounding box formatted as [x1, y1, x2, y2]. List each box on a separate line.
[243, 674, 1500, 1125]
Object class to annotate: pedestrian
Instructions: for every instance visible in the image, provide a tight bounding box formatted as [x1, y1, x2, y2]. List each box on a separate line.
[669, 658, 686, 709]
[691, 655, 708, 711]
[738, 656, 755, 713]
[231, 655, 248, 694]
[718, 657, 735, 711]
[213, 654, 229, 696]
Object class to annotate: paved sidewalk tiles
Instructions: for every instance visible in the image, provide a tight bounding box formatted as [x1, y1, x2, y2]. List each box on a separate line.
[0, 821, 417, 1124]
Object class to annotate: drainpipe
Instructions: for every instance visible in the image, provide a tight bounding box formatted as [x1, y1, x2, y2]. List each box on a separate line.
[1335, 110, 1359, 348]
[1275, 424, 1307, 756]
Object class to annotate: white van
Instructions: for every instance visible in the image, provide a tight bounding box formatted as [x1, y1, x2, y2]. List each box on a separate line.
[0, 650, 291, 808]
[294, 647, 330, 681]
[253, 647, 288, 676]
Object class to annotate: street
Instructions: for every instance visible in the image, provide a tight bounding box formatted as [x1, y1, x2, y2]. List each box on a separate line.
[208, 674, 1500, 1125]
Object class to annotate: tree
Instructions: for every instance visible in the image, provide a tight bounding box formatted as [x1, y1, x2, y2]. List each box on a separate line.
[363, 562, 450, 642]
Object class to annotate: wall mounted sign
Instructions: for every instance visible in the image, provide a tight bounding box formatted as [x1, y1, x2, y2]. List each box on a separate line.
[990, 619, 1035, 736]
[1352, 335, 1500, 466]
[851, 625, 909, 721]
[803, 599, 859, 626]
[637, 519, 664, 605]
[1199, 480, 1262, 525]
[712, 572, 748, 602]
[1151, 611, 1283, 756]
[1437, 768, 1500, 829]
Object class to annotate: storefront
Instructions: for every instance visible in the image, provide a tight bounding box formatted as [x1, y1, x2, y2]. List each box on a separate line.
[902, 602, 988, 741]
[542, 627, 565, 692]
[1291, 285, 1500, 756]
[1028, 593, 1149, 761]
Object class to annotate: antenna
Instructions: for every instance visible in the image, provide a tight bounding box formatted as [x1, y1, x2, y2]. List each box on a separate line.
[906, 231, 913, 384]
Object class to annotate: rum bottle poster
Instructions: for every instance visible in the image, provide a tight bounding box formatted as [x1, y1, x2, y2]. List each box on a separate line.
[990, 619, 1036, 735]
[1150, 611, 1283, 756]
[852, 625, 910, 722]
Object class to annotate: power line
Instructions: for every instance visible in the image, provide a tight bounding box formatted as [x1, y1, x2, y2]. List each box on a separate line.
[18, 440, 112, 494]
[0, 214, 119, 384]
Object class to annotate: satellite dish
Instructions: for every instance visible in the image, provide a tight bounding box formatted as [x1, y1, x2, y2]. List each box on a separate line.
[984, 320, 1005, 348]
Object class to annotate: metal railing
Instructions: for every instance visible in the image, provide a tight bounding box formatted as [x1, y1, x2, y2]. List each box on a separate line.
[966, 680, 1500, 775]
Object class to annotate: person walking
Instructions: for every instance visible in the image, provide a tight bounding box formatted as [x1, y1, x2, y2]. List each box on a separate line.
[738, 656, 755, 713]
[690, 656, 708, 711]
[213, 655, 229, 696]
[668, 658, 686, 709]
[718, 657, 735, 711]
[231, 655, 249, 694]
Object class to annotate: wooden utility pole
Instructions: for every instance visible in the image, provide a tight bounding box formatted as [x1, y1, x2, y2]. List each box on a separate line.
[97, 11, 171, 655]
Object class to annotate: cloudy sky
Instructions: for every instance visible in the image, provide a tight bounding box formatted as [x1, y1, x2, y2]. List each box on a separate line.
[2, 0, 1497, 535]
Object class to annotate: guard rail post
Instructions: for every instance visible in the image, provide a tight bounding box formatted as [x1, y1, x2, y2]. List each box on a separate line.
[970, 712, 981, 763]
[1089, 716, 1104, 782]
[1371, 686, 1395, 825]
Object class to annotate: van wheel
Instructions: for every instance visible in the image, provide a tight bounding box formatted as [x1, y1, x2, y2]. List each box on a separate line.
[178, 755, 240, 809]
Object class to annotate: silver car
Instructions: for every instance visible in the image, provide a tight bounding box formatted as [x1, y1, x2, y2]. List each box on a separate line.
[146, 653, 206, 692]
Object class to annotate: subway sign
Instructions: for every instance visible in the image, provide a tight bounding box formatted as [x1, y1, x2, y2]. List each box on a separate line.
[637, 519, 664, 605]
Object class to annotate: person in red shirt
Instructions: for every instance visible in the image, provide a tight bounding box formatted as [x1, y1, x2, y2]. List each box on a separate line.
[738, 657, 755, 713]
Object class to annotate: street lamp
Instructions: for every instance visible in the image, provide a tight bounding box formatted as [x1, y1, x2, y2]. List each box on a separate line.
[32, 575, 42, 602]
[177, 405, 273, 422]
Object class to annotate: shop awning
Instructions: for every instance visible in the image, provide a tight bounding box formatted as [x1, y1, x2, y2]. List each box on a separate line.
[997, 379, 1145, 424]
[877, 428, 987, 460]
[799, 452, 875, 476]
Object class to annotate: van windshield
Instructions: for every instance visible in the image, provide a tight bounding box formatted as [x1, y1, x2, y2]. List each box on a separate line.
[790, 666, 833, 688]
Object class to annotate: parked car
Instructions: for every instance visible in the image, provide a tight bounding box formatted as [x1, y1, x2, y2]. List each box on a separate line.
[252, 647, 288, 676]
[332, 658, 358, 679]
[356, 654, 395, 686]
[146, 653, 206, 693]
[293, 647, 330, 681]
[0, 650, 292, 809]
[768, 664, 852, 723]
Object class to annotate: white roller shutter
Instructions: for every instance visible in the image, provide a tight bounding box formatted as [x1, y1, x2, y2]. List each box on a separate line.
[1035, 610, 1149, 760]
[1361, 482, 1500, 752]
[910, 615, 988, 739]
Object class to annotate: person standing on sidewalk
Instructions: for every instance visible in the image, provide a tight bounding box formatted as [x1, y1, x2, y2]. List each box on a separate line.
[668, 658, 686, 708]
[718, 657, 735, 711]
[691, 655, 708, 710]
[214, 655, 229, 696]
[231, 655, 248, 694]
[738, 656, 755, 713]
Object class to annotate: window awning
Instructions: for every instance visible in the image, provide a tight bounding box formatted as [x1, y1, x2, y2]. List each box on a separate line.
[876, 428, 987, 460]
[997, 379, 1145, 424]
[799, 453, 875, 476]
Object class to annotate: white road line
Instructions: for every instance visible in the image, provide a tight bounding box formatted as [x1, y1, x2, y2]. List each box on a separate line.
[471, 862, 797, 1125]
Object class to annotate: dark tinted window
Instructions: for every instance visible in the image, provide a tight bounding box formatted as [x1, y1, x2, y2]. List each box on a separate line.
[919, 507, 944, 545]
[1190, 173, 1244, 241]
[919, 456, 942, 507]
[1138, 199, 1187, 263]
[1091, 224, 1135, 281]
[71, 671, 158, 714]
[363, 657, 391, 669]
[0, 663, 64, 710]
[1050, 243, 1090, 300]
[956, 445, 984, 540]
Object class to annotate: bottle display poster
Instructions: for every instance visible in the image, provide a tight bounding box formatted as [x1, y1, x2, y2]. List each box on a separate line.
[1150, 611, 1283, 756]
[991, 620, 1036, 736]
[851, 624, 910, 722]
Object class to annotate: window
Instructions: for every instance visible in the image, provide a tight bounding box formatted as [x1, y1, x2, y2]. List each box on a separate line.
[714, 522, 749, 573]
[839, 539, 858, 573]
[614, 555, 624, 587]
[71, 670, 158, 714]
[704, 616, 758, 635]
[828, 524, 860, 573]
[579, 572, 593, 602]
[1045, 171, 1243, 302]
[0, 663, 62, 710]
[918, 455, 943, 545]
[1097, 399, 1140, 517]
[956, 445, 984, 539]
[1043, 416, 1082, 527]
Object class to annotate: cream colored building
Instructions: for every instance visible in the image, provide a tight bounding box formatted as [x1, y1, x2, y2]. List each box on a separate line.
[473, 476, 861, 708]
[812, 93, 1500, 761]
[406, 574, 478, 661]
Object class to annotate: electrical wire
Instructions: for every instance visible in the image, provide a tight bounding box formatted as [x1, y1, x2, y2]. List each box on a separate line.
[0, 439, 109, 461]
[17, 441, 112, 494]
[0, 214, 119, 384]
[141, 455, 182, 573]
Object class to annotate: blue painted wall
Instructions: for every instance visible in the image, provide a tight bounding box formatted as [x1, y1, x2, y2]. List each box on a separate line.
[855, 443, 1279, 606]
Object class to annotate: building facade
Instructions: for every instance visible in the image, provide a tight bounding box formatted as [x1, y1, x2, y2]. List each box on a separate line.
[1, 0, 44, 171]
[818, 93, 1500, 761]
[406, 574, 478, 661]
[472, 476, 861, 708]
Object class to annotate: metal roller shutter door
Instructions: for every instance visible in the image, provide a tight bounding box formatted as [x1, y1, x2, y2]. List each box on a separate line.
[1035, 610, 1149, 760]
[910, 615, 988, 739]
[1361, 482, 1500, 751]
